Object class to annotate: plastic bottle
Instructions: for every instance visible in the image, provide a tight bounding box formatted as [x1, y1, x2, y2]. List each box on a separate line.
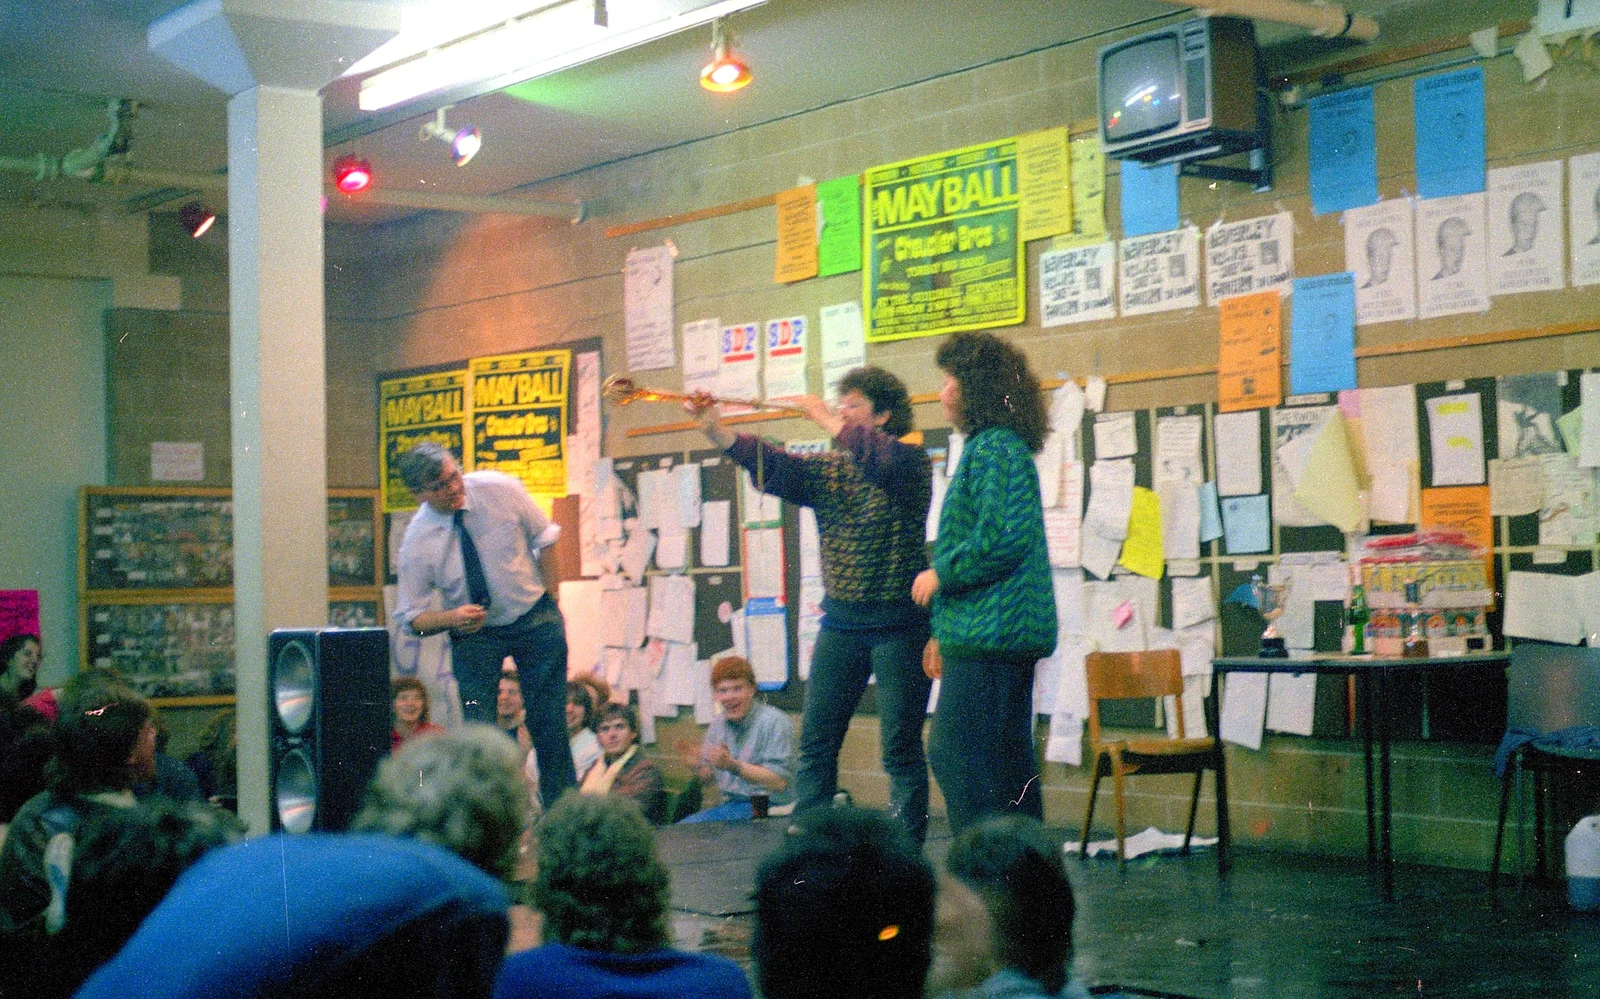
[1347, 574, 1369, 655]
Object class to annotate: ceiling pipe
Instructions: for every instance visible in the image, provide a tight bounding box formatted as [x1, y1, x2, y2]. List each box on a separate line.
[1158, 0, 1379, 42]
[0, 157, 585, 222]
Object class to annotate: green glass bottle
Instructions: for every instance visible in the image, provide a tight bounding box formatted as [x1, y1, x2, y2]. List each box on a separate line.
[1348, 579, 1370, 655]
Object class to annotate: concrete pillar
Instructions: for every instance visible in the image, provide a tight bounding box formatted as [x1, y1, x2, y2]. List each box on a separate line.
[228, 86, 330, 834]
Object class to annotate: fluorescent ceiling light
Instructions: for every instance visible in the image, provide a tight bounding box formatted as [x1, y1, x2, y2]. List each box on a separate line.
[356, 0, 767, 112]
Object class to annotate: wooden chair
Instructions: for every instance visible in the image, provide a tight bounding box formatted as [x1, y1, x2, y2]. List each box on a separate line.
[1079, 650, 1230, 873]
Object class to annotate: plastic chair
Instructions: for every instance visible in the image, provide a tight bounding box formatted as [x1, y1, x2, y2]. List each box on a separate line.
[1079, 650, 1230, 872]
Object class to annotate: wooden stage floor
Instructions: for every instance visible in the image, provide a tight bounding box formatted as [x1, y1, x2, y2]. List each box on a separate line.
[655, 818, 1600, 999]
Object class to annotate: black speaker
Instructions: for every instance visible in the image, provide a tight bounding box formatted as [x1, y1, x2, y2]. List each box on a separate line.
[267, 628, 391, 833]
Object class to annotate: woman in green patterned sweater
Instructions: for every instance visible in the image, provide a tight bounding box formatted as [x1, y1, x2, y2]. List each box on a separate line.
[912, 332, 1056, 833]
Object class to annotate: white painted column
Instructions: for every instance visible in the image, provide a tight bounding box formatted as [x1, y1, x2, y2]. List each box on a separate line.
[228, 85, 329, 835]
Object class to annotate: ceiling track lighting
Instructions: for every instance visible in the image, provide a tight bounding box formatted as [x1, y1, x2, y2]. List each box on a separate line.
[332, 154, 373, 193]
[178, 202, 216, 238]
[700, 17, 751, 94]
[419, 106, 482, 166]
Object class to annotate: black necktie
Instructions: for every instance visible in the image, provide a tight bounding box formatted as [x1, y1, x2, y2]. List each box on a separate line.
[454, 510, 492, 609]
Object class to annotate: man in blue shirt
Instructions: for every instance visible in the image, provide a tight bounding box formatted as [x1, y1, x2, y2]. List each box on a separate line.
[393, 442, 575, 806]
[681, 656, 794, 823]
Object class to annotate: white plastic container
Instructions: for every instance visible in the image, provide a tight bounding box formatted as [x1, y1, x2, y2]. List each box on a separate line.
[1565, 815, 1600, 912]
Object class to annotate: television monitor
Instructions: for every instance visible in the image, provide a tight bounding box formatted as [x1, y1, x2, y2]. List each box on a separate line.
[1098, 16, 1264, 165]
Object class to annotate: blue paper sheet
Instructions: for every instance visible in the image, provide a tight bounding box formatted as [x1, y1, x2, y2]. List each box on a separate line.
[1120, 161, 1180, 238]
[1197, 481, 1224, 543]
[1221, 494, 1271, 554]
[1289, 273, 1357, 395]
[1308, 86, 1379, 216]
[1413, 67, 1485, 199]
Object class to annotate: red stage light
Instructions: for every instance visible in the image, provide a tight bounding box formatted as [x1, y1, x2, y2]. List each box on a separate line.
[332, 154, 373, 193]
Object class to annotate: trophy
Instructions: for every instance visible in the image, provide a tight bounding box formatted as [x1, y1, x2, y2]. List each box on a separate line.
[1251, 573, 1292, 658]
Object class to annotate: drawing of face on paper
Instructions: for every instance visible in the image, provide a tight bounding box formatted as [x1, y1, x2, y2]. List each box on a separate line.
[1488, 159, 1564, 296]
[1345, 199, 1416, 325]
[1570, 151, 1600, 288]
[1415, 193, 1488, 319]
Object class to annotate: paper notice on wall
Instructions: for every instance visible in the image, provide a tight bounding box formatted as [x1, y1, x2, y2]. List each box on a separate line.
[682, 318, 721, 396]
[1345, 198, 1418, 325]
[743, 527, 786, 600]
[1040, 242, 1117, 326]
[1355, 384, 1421, 523]
[150, 441, 204, 482]
[560, 580, 603, 678]
[1063, 134, 1108, 247]
[1082, 458, 1135, 580]
[1172, 575, 1216, 628]
[1504, 571, 1584, 644]
[1426, 392, 1486, 486]
[646, 574, 696, 645]
[1093, 411, 1136, 459]
[1489, 456, 1545, 516]
[1215, 410, 1263, 497]
[740, 469, 782, 526]
[774, 183, 819, 283]
[624, 245, 675, 371]
[1017, 126, 1073, 242]
[763, 315, 809, 400]
[717, 323, 761, 415]
[1498, 372, 1566, 458]
[744, 600, 789, 687]
[819, 301, 866, 401]
[600, 586, 648, 649]
[1206, 211, 1295, 304]
[1220, 672, 1269, 750]
[1288, 412, 1365, 533]
[1265, 674, 1318, 736]
[1488, 160, 1564, 296]
[1118, 487, 1165, 580]
[1155, 414, 1203, 561]
[1035, 432, 1065, 508]
[1217, 291, 1282, 413]
[1583, 372, 1600, 468]
[1118, 226, 1201, 316]
[699, 500, 731, 567]
[1416, 193, 1489, 319]
[1538, 453, 1599, 546]
[1271, 405, 1336, 526]
[1221, 494, 1271, 554]
[1571, 152, 1600, 288]
[1044, 504, 1081, 569]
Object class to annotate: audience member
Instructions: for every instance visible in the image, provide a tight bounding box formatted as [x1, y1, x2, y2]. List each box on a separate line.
[75, 726, 528, 999]
[940, 815, 1088, 999]
[495, 793, 750, 999]
[753, 807, 935, 999]
[131, 710, 203, 803]
[0, 633, 42, 703]
[580, 703, 667, 825]
[0, 671, 154, 931]
[0, 700, 52, 823]
[182, 707, 237, 806]
[681, 656, 793, 823]
[497, 668, 533, 761]
[27, 798, 242, 999]
[565, 679, 602, 779]
[392, 675, 446, 751]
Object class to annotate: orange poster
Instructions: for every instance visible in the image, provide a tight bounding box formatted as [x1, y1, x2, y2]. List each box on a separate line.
[1217, 290, 1281, 413]
[1420, 484, 1495, 597]
[774, 183, 819, 283]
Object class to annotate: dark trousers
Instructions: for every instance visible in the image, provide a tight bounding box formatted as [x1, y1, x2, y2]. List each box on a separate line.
[928, 651, 1043, 835]
[451, 596, 575, 808]
[795, 626, 933, 842]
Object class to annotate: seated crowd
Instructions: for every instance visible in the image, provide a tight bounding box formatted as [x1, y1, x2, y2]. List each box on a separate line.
[0, 652, 1091, 999]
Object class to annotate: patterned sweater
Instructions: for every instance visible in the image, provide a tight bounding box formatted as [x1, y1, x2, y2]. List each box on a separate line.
[931, 427, 1057, 661]
[726, 425, 931, 631]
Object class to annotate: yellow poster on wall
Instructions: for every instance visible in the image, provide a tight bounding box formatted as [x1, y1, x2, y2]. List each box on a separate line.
[1016, 127, 1072, 242]
[379, 369, 466, 513]
[1053, 135, 1107, 250]
[774, 183, 819, 283]
[863, 136, 1024, 342]
[467, 349, 571, 496]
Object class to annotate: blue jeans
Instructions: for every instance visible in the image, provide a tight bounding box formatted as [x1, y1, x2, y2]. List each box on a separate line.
[679, 799, 754, 823]
[794, 626, 932, 842]
[928, 651, 1043, 835]
[451, 595, 575, 809]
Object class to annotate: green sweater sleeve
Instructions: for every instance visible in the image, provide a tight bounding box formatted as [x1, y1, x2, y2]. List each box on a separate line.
[933, 431, 1041, 595]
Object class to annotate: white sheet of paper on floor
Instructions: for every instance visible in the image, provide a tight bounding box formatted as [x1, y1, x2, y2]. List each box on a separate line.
[1265, 673, 1318, 736]
[559, 579, 603, 676]
[1214, 411, 1262, 497]
[1220, 672, 1269, 750]
[674, 463, 703, 528]
[743, 527, 786, 599]
[699, 500, 731, 567]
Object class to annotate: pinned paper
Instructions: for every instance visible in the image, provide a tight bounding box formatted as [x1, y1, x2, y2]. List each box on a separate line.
[1416, 193, 1490, 319]
[1120, 161, 1179, 238]
[1573, 152, 1600, 288]
[1111, 599, 1135, 629]
[819, 301, 867, 402]
[1085, 375, 1108, 413]
[1420, 486, 1494, 586]
[1346, 199, 1418, 326]
[1062, 134, 1108, 247]
[1118, 486, 1165, 580]
[1289, 273, 1357, 396]
[1291, 412, 1364, 532]
[774, 184, 819, 283]
[1512, 32, 1553, 82]
[1308, 85, 1379, 216]
[1488, 161, 1564, 296]
[1217, 291, 1281, 413]
[1018, 127, 1073, 242]
[1583, 372, 1600, 468]
[816, 175, 862, 277]
[624, 245, 675, 371]
[1214, 411, 1263, 497]
[1221, 494, 1271, 554]
[1197, 482, 1224, 542]
[1413, 66, 1486, 199]
[1426, 392, 1486, 486]
[1488, 456, 1545, 516]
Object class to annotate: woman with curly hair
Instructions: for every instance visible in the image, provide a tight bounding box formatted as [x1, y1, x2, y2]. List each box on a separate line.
[912, 331, 1056, 834]
[496, 793, 750, 999]
[390, 676, 446, 752]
